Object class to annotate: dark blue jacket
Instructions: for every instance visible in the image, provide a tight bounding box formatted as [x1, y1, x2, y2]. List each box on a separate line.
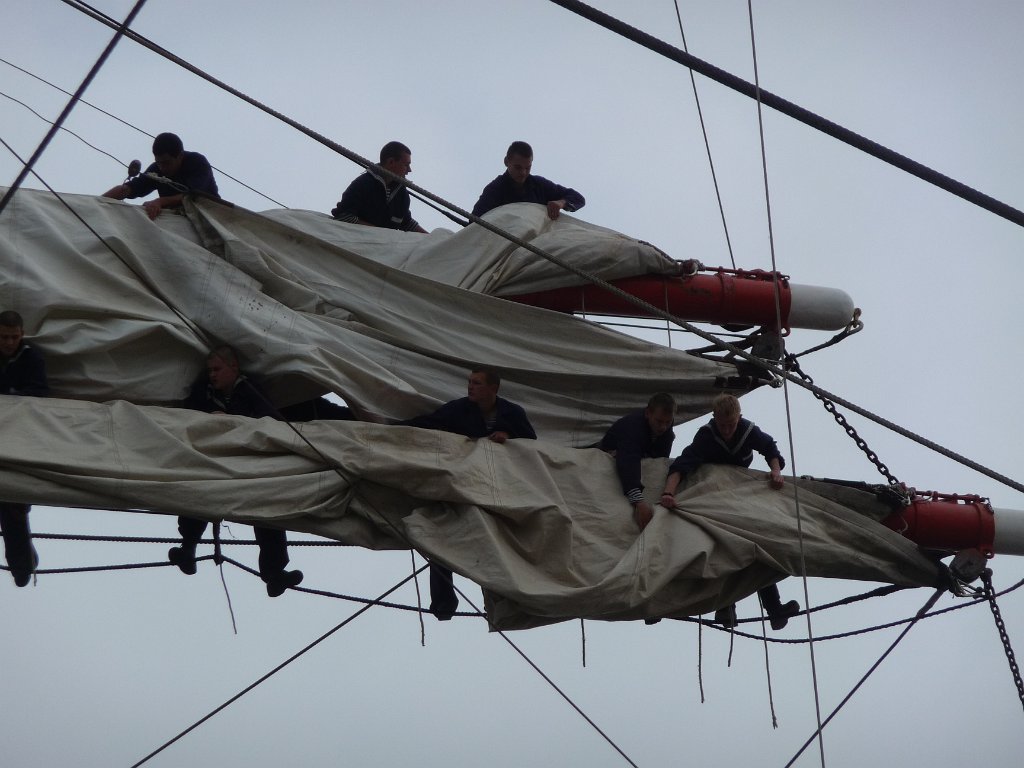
[0, 342, 49, 397]
[600, 409, 675, 501]
[185, 374, 276, 419]
[332, 169, 419, 231]
[127, 151, 219, 199]
[669, 418, 784, 476]
[472, 172, 585, 217]
[405, 396, 536, 440]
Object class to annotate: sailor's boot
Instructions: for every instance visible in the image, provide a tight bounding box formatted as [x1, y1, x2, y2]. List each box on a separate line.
[759, 584, 800, 630]
[2, 502, 37, 587]
[265, 569, 303, 597]
[714, 604, 738, 628]
[11, 545, 38, 588]
[168, 542, 197, 575]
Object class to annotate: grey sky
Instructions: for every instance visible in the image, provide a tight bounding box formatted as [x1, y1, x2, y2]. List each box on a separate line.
[2, 1, 1023, 766]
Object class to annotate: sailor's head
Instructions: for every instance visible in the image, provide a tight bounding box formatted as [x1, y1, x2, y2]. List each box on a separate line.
[206, 345, 240, 393]
[152, 132, 185, 177]
[644, 392, 676, 437]
[504, 141, 533, 185]
[380, 141, 412, 179]
[0, 310, 25, 359]
[467, 367, 500, 408]
[711, 393, 742, 441]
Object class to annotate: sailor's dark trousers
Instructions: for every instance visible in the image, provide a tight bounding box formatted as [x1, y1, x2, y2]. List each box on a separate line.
[177, 516, 289, 578]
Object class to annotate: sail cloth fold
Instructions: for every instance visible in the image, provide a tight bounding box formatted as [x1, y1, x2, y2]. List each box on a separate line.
[0, 397, 942, 630]
[256, 202, 678, 296]
[0, 189, 734, 446]
[0, 189, 941, 629]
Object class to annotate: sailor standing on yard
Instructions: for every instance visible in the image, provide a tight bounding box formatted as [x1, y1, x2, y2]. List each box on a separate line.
[168, 345, 304, 598]
[660, 393, 800, 630]
[599, 392, 676, 531]
[403, 368, 537, 619]
[472, 140, 585, 219]
[102, 132, 219, 219]
[0, 310, 49, 587]
[331, 141, 427, 232]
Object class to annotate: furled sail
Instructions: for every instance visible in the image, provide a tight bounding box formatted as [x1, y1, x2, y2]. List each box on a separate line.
[0, 188, 941, 629]
[0, 397, 942, 630]
[0, 189, 736, 442]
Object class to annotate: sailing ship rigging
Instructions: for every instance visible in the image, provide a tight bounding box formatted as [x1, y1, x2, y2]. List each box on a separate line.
[2, 1, 1024, 768]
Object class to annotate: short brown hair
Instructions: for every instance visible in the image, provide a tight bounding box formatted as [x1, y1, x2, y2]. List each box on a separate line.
[646, 392, 675, 413]
[505, 140, 533, 160]
[471, 367, 501, 387]
[0, 310, 24, 328]
[380, 141, 411, 163]
[207, 344, 239, 367]
[711, 393, 741, 419]
[152, 132, 184, 157]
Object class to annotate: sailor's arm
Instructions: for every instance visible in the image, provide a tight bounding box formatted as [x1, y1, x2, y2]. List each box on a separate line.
[660, 471, 682, 508]
[632, 500, 653, 531]
[102, 184, 130, 199]
[142, 194, 184, 219]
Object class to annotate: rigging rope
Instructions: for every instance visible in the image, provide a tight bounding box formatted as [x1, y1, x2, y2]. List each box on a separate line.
[5, 540, 1020, 643]
[128, 564, 430, 768]
[410, 550, 427, 646]
[1, 55, 149, 134]
[0, 89, 125, 167]
[697, 616, 706, 702]
[23, 531, 351, 545]
[580, 618, 587, 667]
[546, 0, 1024, 230]
[743, 3, 826, 756]
[782, 586, 944, 768]
[216, 554, 238, 635]
[670, 0, 736, 269]
[757, 606, 780, 729]
[711, 579, 1020, 644]
[0, 0, 149, 216]
[414, 567, 642, 766]
[786, 312, 864, 360]
[203, 551, 643, 767]
[0, 56, 288, 208]
[212, 523, 239, 634]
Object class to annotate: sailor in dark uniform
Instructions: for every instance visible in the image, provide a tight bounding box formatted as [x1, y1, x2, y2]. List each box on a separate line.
[331, 141, 427, 232]
[169, 345, 303, 598]
[0, 310, 49, 587]
[403, 368, 537, 619]
[102, 132, 219, 219]
[661, 393, 800, 630]
[599, 392, 676, 531]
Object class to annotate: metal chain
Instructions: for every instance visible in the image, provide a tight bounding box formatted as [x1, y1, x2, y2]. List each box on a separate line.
[982, 569, 1024, 712]
[785, 354, 904, 490]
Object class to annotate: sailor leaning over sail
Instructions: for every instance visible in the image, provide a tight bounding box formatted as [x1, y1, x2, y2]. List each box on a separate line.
[661, 393, 800, 630]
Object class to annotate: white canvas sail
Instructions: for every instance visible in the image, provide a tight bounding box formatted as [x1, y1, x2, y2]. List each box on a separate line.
[0, 188, 941, 629]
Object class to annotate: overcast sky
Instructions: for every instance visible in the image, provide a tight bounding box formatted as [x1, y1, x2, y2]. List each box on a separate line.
[2, 1, 1023, 766]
